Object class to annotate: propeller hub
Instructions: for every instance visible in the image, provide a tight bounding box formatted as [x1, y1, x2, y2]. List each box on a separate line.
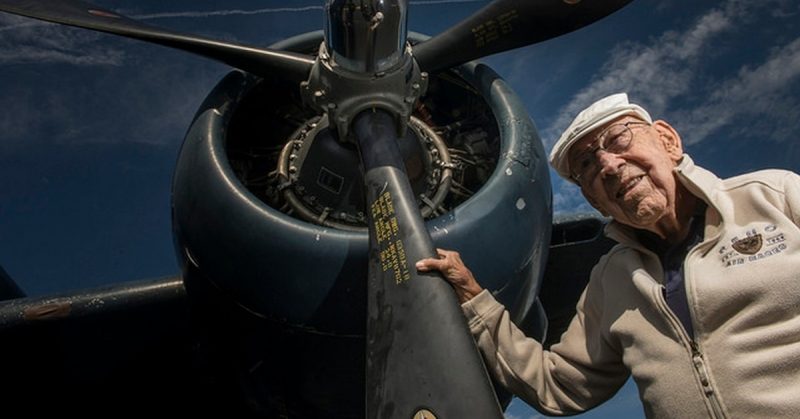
[301, 41, 428, 144]
[324, 0, 408, 73]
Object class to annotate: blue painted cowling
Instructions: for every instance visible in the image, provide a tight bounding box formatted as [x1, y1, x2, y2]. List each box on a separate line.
[171, 32, 551, 336]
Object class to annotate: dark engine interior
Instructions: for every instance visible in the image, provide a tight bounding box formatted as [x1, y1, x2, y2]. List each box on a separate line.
[226, 70, 501, 230]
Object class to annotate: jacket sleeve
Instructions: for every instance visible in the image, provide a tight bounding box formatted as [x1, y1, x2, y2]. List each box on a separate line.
[462, 261, 629, 415]
[782, 171, 800, 226]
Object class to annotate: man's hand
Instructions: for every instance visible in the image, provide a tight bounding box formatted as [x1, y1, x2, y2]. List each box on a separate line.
[416, 248, 483, 304]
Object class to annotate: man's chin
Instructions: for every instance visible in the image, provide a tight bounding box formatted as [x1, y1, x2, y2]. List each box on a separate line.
[621, 203, 664, 229]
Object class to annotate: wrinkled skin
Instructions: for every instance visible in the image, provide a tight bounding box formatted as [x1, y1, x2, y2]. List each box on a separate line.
[415, 248, 483, 304]
[569, 116, 695, 242]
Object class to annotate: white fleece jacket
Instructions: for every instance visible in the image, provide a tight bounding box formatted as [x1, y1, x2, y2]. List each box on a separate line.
[463, 156, 800, 418]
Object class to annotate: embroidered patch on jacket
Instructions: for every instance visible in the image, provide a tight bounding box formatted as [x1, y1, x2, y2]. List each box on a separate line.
[731, 234, 762, 254]
[718, 224, 789, 268]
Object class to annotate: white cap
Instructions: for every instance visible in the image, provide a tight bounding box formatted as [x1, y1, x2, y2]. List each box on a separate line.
[549, 93, 652, 183]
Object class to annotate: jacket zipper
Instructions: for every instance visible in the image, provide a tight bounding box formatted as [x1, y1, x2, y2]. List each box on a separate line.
[683, 248, 727, 418]
[689, 341, 726, 418]
[651, 284, 726, 418]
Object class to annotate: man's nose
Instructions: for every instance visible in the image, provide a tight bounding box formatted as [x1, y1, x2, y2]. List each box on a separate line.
[597, 151, 625, 178]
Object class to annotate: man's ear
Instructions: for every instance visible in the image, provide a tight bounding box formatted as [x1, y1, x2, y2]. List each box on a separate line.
[652, 120, 683, 162]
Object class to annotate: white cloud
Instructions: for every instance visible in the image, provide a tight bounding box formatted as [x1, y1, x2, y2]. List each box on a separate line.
[552, 176, 598, 214]
[545, 5, 734, 146]
[0, 15, 125, 66]
[545, 0, 799, 148]
[677, 36, 800, 145]
[541, 0, 799, 212]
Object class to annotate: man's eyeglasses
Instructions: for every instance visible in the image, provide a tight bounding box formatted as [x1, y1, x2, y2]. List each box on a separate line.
[570, 121, 651, 185]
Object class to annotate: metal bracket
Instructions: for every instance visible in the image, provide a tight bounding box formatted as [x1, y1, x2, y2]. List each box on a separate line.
[301, 42, 428, 142]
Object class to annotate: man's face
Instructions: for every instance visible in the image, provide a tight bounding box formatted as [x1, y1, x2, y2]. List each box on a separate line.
[567, 116, 684, 231]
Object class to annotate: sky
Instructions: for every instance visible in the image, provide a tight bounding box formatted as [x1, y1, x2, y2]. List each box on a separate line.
[1, 0, 799, 418]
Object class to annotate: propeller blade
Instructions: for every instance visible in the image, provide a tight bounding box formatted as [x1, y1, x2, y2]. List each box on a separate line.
[354, 109, 503, 419]
[414, 0, 633, 73]
[0, 0, 313, 81]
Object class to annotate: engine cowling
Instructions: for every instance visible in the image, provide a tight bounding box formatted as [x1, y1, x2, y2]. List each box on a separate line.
[171, 32, 551, 336]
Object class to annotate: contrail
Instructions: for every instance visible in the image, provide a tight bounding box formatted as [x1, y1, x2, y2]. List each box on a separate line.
[134, 0, 487, 20]
[411, 0, 486, 4]
[133, 6, 324, 20]
[0, 0, 488, 30]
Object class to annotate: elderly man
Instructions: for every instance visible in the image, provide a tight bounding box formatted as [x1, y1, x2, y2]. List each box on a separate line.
[416, 93, 800, 418]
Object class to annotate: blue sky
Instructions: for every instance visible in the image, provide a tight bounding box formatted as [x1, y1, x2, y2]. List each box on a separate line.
[1, 0, 798, 418]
